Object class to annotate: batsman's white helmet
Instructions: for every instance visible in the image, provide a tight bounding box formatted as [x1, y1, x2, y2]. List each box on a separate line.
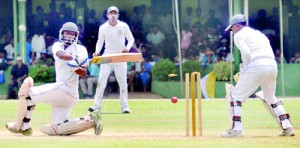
[59, 22, 79, 46]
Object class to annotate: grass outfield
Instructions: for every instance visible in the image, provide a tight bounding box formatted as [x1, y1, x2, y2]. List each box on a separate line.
[0, 98, 299, 147]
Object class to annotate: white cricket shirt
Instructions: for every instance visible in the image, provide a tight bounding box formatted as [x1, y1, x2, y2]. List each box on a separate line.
[52, 42, 88, 97]
[95, 20, 134, 55]
[234, 27, 275, 66]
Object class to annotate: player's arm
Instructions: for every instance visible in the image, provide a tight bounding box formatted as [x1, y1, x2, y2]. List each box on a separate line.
[94, 26, 105, 57]
[122, 24, 135, 53]
[56, 51, 73, 61]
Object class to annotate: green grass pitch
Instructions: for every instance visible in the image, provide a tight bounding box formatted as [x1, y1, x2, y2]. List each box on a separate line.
[0, 98, 299, 147]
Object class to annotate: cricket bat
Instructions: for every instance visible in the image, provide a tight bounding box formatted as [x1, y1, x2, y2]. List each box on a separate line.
[91, 53, 143, 64]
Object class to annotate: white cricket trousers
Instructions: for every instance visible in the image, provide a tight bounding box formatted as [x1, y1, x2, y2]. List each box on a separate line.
[230, 58, 292, 131]
[232, 59, 278, 103]
[93, 62, 128, 109]
[29, 82, 78, 124]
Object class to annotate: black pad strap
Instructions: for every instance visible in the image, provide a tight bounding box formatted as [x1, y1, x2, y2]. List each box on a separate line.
[230, 101, 242, 107]
[23, 117, 31, 123]
[27, 105, 35, 111]
[232, 116, 241, 122]
[26, 96, 31, 100]
[279, 114, 290, 121]
[271, 101, 283, 108]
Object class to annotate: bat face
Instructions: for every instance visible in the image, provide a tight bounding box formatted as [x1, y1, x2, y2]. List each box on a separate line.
[91, 53, 143, 64]
[92, 57, 112, 64]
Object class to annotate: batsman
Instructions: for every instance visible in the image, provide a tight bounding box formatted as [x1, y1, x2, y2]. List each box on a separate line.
[222, 14, 294, 138]
[6, 22, 102, 136]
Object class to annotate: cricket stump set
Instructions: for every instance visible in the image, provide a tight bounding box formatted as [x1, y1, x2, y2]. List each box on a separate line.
[185, 72, 202, 137]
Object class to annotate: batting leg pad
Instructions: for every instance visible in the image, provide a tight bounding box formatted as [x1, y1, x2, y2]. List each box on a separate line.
[256, 91, 293, 129]
[16, 77, 34, 130]
[40, 119, 94, 136]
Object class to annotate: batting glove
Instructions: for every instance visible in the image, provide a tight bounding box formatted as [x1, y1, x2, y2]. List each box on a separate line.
[67, 60, 79, 72]
[75, 56, 89, 68]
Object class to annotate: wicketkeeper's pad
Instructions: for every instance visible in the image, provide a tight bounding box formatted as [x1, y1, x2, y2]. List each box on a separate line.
[255, 91, 292, 129]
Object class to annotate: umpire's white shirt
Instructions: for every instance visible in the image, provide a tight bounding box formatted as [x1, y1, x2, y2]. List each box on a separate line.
[234, 27, 275, 66]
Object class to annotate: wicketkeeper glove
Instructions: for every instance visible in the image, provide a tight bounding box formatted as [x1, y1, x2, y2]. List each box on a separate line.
[234, 72, 241, 83]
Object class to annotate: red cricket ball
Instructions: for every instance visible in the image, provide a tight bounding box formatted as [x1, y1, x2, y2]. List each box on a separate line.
[171, 96, 178, 103]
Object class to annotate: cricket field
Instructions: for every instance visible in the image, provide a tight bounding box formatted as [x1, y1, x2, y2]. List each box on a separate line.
[0, 97, 299, 147]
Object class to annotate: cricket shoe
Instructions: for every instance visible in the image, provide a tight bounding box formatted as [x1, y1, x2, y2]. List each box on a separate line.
[279, 127, 295, 136]
[221, 129, 243, 138]
[6, 122, 32, 136]
[122, 106, 131, 114]
[90, 110, 103, 135]
[88, 105, 101, 112]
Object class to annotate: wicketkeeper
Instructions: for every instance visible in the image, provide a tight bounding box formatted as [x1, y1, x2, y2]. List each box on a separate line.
[6, 22, 103, 136]
[222, 14, 294, 138]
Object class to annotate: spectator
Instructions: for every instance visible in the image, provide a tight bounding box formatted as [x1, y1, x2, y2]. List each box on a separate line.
[45, 2, 60, 38]
[18, 35, 34, 65]
[184, 7, 193, 29]
[268, 7, 279, 33]
[127, 61, 137, 92]
[129, 6, 142, 30]
[80, 63, 100, 99]
[33, 6, 46, 35]
[138, 57, 152, 92]
[0, 25, 12, 46]
[77, 24, 85, 45]
[201, 47, 216, 68]
[0, 49, 13, 71]
[7, 57, 28, 99]
[85, 9, 99, 54]
[31, 33, 46, 60]
[99, 10, 108, 25]
[132, 38, 144, 53]
[192, 8, 207, 28]
[289, 51, 300, 63]
[146, 25, 165, 56]
[197, 45, 206, 63]
[85, 9, 99, 37]
[253, 9, 271, 31]
[141, 6, 153, 34]
[217, 48, 234, 63]
[132, 27, 143, 41]
[158, 8, 174, 36]
[4, 38, 14, 60]
[274, 49, 286, 64]
[206, 9, 223, 29]
[180, 24, 193, 50]
[58, 3, 66, 23]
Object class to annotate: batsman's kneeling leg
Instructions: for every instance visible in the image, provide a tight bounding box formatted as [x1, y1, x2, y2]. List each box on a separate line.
[15, 77, 34, 130]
